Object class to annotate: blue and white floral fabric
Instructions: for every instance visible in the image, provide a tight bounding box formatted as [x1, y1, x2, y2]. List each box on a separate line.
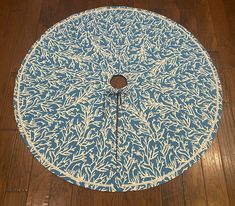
[14, 7, 222, 192]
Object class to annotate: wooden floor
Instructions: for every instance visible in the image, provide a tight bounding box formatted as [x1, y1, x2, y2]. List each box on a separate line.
[0, 0, 235, 205]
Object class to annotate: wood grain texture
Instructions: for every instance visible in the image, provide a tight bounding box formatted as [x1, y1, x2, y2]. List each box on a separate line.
[48, 176, 73, 206]
[6, 133, 33, 192]
[87, 0, 112, 10]
[0, 10, 23, 117]
[26, 159, 52, 206]
[0, 72, 18, 130]
[111, 0, 134, 7]
[133, 0, 150, 10]
[2, 192, 27, 206]
[161, 176, 185, 206]
[207, 0, 235, 204]
[216, 103, 235, 204]
[182, 161, 207, 206]
[125, 188, 162, 206]
[209, 52, 230, 103]
[38, 0, 60, 29]
[55, 0, 88, 23]
[194, 0, 218, 52]
[71, 186, 95, 206]
[10, 0, 42, 73]
[0, 0, 41, 129]
[208, 0, 235, 117]
[223, 0, 235, 46]
[0, 0, 235, 205]
[94, 191, 125, 206]
[180, 8, 197, 36]
[176, 0, 198, 37]
[92, 188, 162, 206]
[0, 8, 9, 114]
[202, 137, 230, 206]
[150, 0, 179, 23]
[0, 131, 16, 205]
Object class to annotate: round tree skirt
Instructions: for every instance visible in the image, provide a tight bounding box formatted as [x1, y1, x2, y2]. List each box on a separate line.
[14, 6, 222, 192]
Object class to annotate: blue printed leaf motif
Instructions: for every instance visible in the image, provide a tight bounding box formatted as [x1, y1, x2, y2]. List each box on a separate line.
[14, 7, 222, 192]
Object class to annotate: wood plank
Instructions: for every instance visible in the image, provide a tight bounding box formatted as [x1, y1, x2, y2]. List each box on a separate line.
[208, 0, 235, 115]
[162, 1, 180, 23]
[0, 0, 40, 118]
[108, 0, 134, 7]
[26, 159, 52, 206]
[7, 0, 30, 12]
[54, 0, 88, 23]
[93, 188, 161, 206]
[0, 0, 9, 12]
[219, 154, 235, 206]
[6, 133, 33, 192]
[223, 67, 235, 115]
[10, 0, 42, 73]
[150, 0, 179, 22]
[201, 137, 230, 206]
[182, 161, 207, 206]
[176, 0, 198, 38]
[208, 0, 235, 68]
[38, 0, 60, 29]
[177, 0, 217, 51]
[94, 192, 125, 206]
[223, 0, 235, 46]
[0, 131, 16, 205]
[134, 0, 151, 10]
[209, 52, 230, 103]
[87, 0, 112, 10]
[0, 10, 24, 117]
[207, 2, 235, 204]
[140, 188, 162, 206]
[180, 9, 197, 36]
[194, 0, 218, 52]
[0, 9, 9, 37]
[125, 188, 162, 206]
[0, 0, 42, 128]
[177, 0, 217, 52]
[216, 103, 235, 204]
[71, 186, 95, 206]
[161, 176, 185, 206]
[48, 176, 73, 206]
[0, 72, 18, 130]
[2, 192, 27, 206]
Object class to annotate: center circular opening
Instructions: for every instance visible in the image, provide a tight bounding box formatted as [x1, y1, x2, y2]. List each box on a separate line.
[110, 75, 127, 89]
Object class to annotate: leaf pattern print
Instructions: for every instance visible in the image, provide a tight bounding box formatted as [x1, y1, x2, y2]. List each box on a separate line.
[14, 7, 222, 192]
